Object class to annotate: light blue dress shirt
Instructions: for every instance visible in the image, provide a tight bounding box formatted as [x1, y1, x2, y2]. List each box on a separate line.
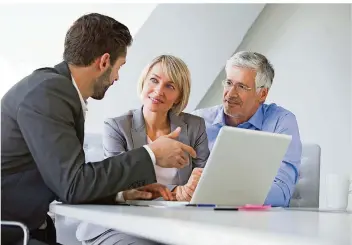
[192, 103, 302, 207]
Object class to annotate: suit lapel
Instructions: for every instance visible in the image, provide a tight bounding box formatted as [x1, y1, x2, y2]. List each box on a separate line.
[169, 112, 191, 183]
[169, 111, 189, 145]
[131, 108, 190, 148]
[76, 115, 85, 145]
[131, 108, 191, 184]
[54, 61, 85, 145]
[131, 108, 148, 148]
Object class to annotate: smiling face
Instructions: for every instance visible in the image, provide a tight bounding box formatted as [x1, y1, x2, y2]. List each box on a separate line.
[223, 66, 268, 124]
[141, 62, 181, 114]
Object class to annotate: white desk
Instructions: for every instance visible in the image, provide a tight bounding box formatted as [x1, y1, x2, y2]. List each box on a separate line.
[50, 204, 352, 245]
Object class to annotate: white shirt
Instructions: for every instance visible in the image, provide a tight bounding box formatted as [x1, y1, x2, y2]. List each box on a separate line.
[147, 136, 178, 185]
[71, 77, 156, 202]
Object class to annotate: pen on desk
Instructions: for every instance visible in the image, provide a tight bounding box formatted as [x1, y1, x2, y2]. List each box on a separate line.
[213, 207, 239, 211]
[186, 204, 216, 207]
[213, 205, 272, 211]
[116, 203, 131, 206]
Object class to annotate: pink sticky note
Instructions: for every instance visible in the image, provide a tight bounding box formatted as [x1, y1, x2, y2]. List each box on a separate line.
[238, 204, 271, 211]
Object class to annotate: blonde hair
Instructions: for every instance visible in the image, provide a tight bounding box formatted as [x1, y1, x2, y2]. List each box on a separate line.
[137, 55, 191, 115]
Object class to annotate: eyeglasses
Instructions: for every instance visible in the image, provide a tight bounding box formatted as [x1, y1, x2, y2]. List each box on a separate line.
[221, 80, 264, 92]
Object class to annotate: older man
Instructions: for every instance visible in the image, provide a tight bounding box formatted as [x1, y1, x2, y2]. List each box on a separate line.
[193, 51, 302, 207]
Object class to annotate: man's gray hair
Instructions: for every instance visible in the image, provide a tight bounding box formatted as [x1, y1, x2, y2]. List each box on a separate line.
[225, 51, 275, 90]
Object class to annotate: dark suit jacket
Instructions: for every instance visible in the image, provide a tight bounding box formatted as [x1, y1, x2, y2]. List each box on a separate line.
[1, 62, 157, 239]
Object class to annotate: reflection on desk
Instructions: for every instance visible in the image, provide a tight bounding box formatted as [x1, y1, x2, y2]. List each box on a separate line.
[50, 204, 352, 245]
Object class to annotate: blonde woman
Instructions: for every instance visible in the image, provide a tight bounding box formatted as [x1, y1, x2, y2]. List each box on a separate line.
[77, 55, 210, 245]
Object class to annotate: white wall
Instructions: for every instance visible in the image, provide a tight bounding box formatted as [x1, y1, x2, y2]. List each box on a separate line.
[197, 4, 352, 208]
[85, 4, 265, 133]
[0, 3, 157, 98]
[0, 3, 264, 134]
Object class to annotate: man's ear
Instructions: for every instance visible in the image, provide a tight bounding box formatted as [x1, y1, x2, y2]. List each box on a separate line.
[258, 88, 268, 103]
[96, 53, 111, 72]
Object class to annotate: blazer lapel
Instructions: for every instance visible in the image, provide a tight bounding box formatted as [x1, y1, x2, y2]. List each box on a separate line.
[169, 111, 189, 145]
[169, 112, 192, 184]
[130, 108, 191, 184]
[131, 108, 148, 149]
[76, 114, 85, 146]
[54, 61, 85, 145]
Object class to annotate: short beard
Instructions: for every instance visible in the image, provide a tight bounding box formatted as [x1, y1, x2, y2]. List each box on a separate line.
[91, 67, 112, 100]
[224, 107, 242, 119]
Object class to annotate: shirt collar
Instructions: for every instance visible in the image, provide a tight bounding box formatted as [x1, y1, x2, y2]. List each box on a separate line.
[244, 104, 264, 130]
[212, 106, 226, 126]
[213, 104, 264, 130]
[72, 76, 88, 119]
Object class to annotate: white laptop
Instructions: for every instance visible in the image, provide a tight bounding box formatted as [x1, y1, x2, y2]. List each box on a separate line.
[126, 126, 292, 207]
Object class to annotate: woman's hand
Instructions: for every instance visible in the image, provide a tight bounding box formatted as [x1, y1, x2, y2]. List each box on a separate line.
[174, 168, 203, 201]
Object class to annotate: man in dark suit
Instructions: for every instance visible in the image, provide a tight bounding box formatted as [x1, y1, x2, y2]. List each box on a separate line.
[1, 13, 196, 245]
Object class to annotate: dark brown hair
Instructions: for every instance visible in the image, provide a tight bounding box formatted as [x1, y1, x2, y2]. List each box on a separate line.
[63, 13, 132, 66]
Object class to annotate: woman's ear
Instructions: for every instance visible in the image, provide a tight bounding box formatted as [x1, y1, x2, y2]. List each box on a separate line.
[174, 94, 182, 106]
[173, 100, 180, 108]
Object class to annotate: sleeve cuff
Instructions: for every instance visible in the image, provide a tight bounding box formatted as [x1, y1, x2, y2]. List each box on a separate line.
[115, 191, 125, 203]
[143, 145, 156, 165]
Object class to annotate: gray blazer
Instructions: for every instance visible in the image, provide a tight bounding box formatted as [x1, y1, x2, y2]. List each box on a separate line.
[76, 108, 210, 242]
[103, 107, 210, 189]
